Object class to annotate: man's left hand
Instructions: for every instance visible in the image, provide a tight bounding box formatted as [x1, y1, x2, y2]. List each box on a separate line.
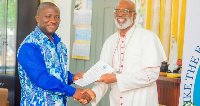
[73, 72, 85, 82]
[97, 74, 117, 84]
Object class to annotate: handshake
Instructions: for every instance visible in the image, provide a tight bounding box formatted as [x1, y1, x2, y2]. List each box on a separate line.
[72, 73, 96, 105]
[72, 88, 95, 105]
[72, 72, 116, 105]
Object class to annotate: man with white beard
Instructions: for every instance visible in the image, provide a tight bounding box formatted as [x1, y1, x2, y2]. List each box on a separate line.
[84, 0, 167, 106]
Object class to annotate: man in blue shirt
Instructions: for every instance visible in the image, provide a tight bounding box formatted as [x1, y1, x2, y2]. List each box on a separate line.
[17, 2, 95, 106]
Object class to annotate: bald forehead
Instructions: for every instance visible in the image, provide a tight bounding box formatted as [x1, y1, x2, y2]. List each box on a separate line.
[115, 0, 135, 11]
[37, 2, 59, 15]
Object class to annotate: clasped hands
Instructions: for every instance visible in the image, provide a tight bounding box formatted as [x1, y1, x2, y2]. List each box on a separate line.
[73, 73, 95, 105]
[72, 73, 116, 105]
[72, 88, 95, 105]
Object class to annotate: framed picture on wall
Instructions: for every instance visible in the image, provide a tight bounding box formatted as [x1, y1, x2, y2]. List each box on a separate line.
[40, 0, 54, 3]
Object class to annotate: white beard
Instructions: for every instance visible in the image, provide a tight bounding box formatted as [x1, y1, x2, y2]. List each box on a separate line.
[114, 15, 134, 29]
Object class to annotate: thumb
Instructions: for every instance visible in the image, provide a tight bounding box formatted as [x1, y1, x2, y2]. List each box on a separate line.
[82, 88, 89, 92]
[79, 73, 85, 78]
[96, 78, 103, 82]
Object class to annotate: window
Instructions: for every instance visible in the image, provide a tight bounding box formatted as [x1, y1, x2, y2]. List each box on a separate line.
[0, 0, 17, 75]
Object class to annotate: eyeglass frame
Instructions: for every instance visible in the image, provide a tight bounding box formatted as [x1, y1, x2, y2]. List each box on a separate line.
[113, 9, 135, 15]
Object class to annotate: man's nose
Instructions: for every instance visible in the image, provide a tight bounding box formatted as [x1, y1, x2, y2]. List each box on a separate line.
[49, 17, 57, 23]
[118, 11, 123, 17]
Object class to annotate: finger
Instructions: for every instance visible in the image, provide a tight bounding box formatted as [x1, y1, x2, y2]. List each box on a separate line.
[99, 75, 106, 80]
[83, 100, 88, 105]
[96, 80, 100, 82]
[96, 78, 103, 82]
[80, 99, 88, 105]
[87, 93, 92, 102]
[78, 99, 84, 103]
[86, 89, 96, 100]
[81, 99, 88, 105]
[83, 92, 92, 102]
[79, 73, 85, 79]
[81, 92, 90, 102]
[73, 76, 79, 82]
[82, 89, 96, 100]
[74, 98, 77, 101]
[82, 88, 89, 92]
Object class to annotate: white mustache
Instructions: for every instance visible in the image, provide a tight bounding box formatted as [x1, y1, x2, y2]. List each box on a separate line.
[114, 15, 134, 29]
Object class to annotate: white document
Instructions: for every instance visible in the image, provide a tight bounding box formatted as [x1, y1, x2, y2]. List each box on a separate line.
[74, 60, 115, 87]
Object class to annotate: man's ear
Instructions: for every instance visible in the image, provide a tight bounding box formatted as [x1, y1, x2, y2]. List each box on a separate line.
[133, 12, 137, 20]
[35, 15, 39, 23]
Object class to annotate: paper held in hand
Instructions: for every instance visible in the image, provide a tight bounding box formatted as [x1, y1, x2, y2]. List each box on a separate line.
[74, 60, 115, 87]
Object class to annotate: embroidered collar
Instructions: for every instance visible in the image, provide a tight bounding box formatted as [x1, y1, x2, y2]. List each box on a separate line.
[34, 26, 61, 45]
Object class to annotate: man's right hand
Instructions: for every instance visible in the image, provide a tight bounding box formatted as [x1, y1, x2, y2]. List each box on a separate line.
[82, 88, 96, 100]
[76, 88, 96, 105]
[73, 88, 92, 104]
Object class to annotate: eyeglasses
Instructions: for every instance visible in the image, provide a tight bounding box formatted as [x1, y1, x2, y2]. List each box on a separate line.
[113, 9, 135, 15]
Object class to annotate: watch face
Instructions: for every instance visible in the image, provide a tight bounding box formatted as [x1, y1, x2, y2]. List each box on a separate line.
[183, 102, 195, 106]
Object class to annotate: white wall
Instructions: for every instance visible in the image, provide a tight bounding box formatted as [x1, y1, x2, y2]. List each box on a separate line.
[54, 1, 72, 66]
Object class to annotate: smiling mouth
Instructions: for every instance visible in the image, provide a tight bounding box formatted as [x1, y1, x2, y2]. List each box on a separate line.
[48, 25, 56, 28]
[117, 18, 126, 23]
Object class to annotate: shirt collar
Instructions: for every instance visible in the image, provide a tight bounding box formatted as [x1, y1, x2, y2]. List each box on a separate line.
[117, 25, 136, 38]
[52, 33, 61, 45]
[125, 25, 136, 38]
[35, 26, 61, 45]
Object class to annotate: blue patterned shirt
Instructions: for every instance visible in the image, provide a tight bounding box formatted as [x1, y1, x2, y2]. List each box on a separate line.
[17, 26, 75, 106]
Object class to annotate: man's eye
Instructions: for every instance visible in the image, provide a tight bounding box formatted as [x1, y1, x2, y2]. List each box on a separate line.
[116, 10, 120, 13]
[45, 15, 51, 18]
[123, 10, 129, 13]
[55, 16, 60, 19]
